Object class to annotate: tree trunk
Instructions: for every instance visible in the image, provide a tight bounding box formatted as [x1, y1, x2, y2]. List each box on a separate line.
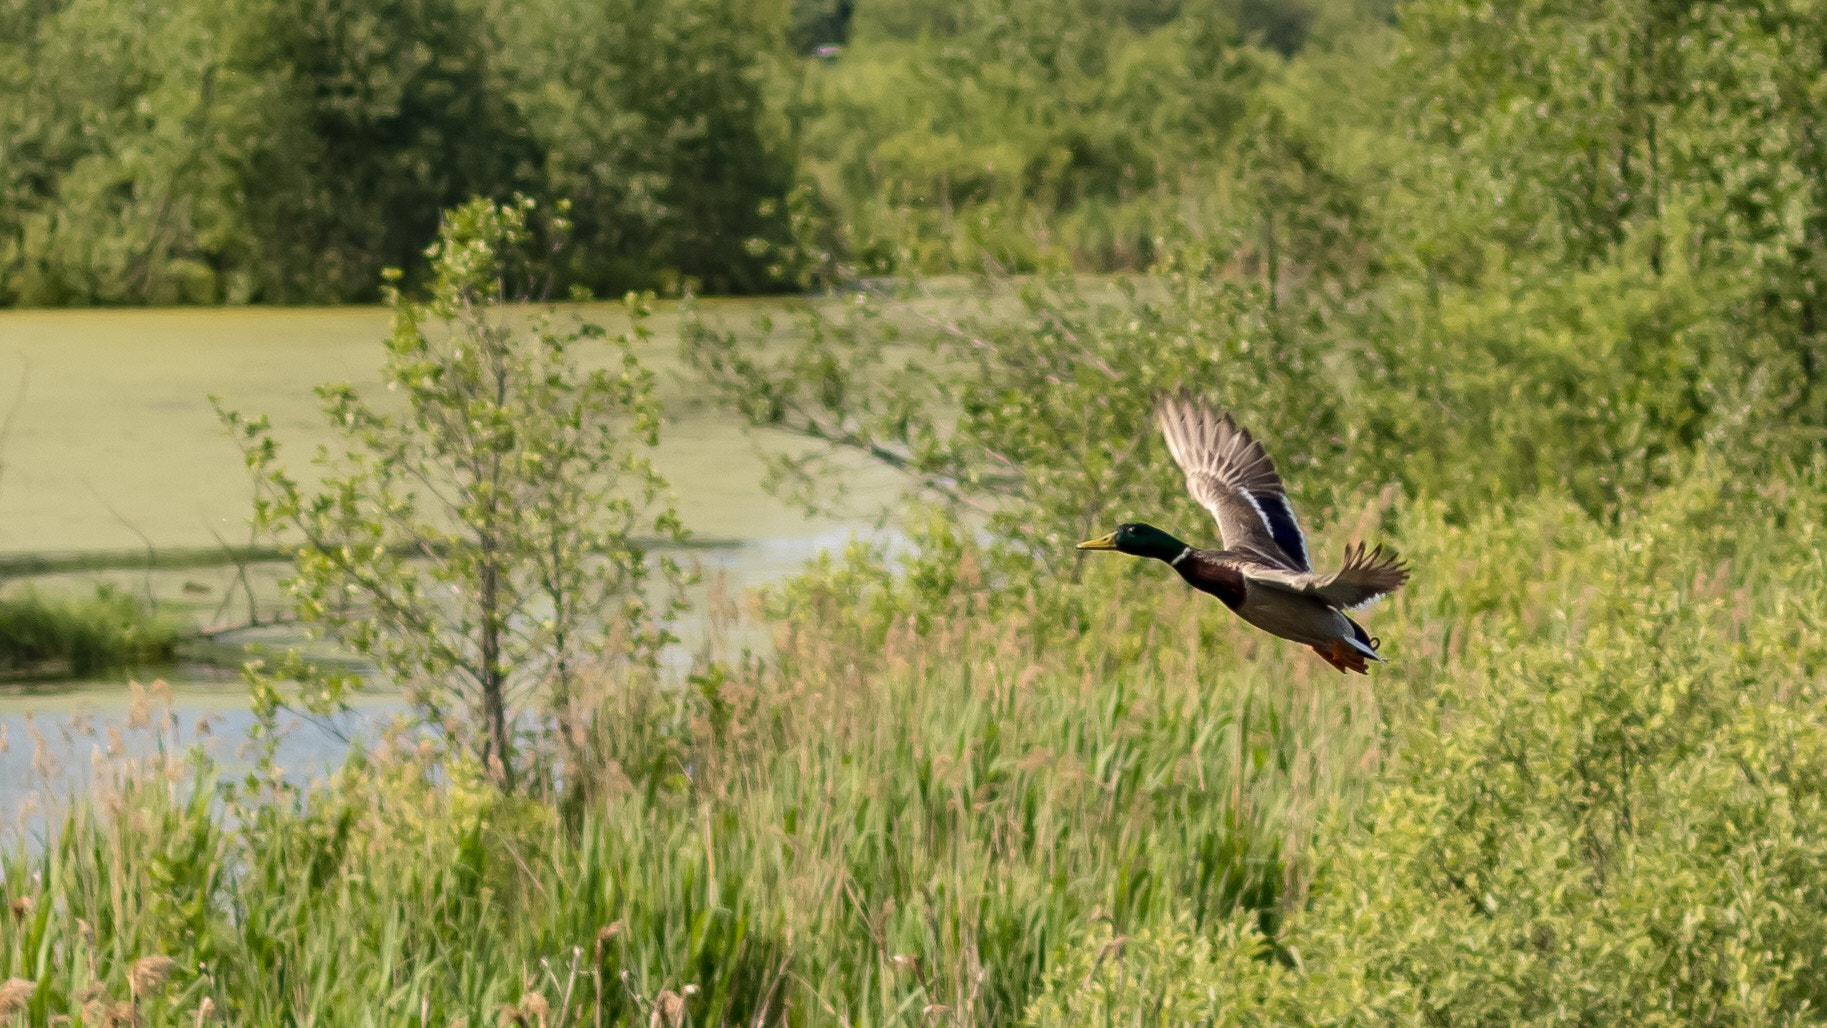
[479, 554, 514, 791]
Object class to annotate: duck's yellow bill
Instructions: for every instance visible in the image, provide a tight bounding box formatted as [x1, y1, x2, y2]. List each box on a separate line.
[1077, 533, 1119, 551]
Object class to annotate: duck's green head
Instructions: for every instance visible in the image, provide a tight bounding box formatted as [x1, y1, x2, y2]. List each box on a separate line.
[1077, 522, 1188, 562]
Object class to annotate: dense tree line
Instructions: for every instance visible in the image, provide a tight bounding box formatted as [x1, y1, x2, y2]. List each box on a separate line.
[0, 0, 1331, 304]
[8, 0, 1822, 347]
[0, 0, 798, 303]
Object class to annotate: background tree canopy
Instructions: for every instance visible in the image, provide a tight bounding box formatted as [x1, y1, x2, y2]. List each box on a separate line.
[0, 0, 803, 303]
[0, 0, 1356, 304]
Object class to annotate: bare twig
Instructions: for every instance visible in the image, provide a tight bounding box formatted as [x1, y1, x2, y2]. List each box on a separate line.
[207, 526, 265, 629]
[88, 485, 160, 608]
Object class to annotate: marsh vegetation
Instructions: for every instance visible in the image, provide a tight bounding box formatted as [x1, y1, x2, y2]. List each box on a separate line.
[2, 0, 1827, 1023]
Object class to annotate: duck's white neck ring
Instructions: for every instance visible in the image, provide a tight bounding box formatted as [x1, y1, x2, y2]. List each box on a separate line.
[1169, 547, 1193, 566]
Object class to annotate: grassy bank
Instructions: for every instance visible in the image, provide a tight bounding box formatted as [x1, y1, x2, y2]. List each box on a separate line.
[0, 587, 179, 681]
[1, 458, 1821, 1023]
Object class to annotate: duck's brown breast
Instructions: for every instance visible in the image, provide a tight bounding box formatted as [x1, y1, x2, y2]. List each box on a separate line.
[1172, 550, 1246, 610]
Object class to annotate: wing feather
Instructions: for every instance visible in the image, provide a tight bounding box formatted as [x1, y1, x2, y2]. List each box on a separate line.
[1156, 397, 1310, 569]
[1244, 542, 1411, 610]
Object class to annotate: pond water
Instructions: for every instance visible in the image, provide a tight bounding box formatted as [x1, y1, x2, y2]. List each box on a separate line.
[0, 300, 904, 826]
[0, 298, 891, 552]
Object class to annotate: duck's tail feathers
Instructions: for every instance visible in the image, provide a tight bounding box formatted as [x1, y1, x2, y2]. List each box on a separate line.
[1343, 633, 1382, 664]
[1313, 617, 1385, 674]
[1345, 616, 1383, 662]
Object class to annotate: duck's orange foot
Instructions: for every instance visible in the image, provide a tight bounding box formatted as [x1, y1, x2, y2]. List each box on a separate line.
[1312, 640, 1369, 675]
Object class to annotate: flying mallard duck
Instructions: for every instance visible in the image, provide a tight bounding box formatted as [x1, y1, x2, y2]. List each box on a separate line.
[1078, 398, 1410, 674]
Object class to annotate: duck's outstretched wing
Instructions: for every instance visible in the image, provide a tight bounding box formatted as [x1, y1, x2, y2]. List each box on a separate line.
[1156, 397, 1310, 570]
[1242, 542, 1411, 610]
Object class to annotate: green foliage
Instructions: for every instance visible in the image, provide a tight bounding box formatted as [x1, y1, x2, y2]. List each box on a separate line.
[687, 269, 1353, 581]
[218, 198, 687, 790]
[1352, 249, 1771, 515]
[801, 1, 1276, 274]
[1021, 914, 1291, 1025]
[12, 0, 1827, 1022]
[0, 0, 802, 304]
[0, 585, 180, 677]
[1382, 0, 1827, 430]
[0, 0, 1428, 304]
[0, 764, 228, 1024]
[498, 0, 800, 295]
[12, 462, 1827, 1022]
[689, 247, 1798, 584]
[221, 0, 538, 302]
[0, 0, 245, 304]
[849, 0, 1325, 47]
[788, 0, 854, 52]
[697, 0, 1827, 538]
[1028, 465, 1827, 1023]
[0, 532, 1361, 1023]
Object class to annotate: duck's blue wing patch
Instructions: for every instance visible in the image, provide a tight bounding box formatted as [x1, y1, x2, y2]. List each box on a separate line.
[1253, 492, 1309, 571]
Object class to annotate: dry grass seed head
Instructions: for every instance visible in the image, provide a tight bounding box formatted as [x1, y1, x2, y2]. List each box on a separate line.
[650, 988, 688, 1028]
[78, 990, 110, 1027]
[0, 978, 35, 1017]
[129, 956, 177, 997]
[518, 991, 550, 1028]
[127, 682, 151, 731]
[594, 921, 625, 956]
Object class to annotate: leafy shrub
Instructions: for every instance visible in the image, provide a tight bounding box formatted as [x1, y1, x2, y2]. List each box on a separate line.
[1021, 915, 1293, 1025]
[690, 247, 1808, 607]
[686, 268, 1354, 583]
[219, 197, 687, 792]
[1025, 462, 1827, 1024]
[498, 0, 800, 295]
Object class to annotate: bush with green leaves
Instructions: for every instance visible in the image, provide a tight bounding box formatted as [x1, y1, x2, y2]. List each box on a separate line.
[687, 247, 1808, 600]
[220, 0, 537, 303]
[218, 197, 686, 792]
[496, 0, 800, 295]
[1026, 461, 1827, 1024]
[727, 0, 1827, 533]
[0, 0, 245, 304]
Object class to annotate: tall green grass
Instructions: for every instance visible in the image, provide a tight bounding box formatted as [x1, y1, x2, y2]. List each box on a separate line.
[0, 505, 1385, 1023]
